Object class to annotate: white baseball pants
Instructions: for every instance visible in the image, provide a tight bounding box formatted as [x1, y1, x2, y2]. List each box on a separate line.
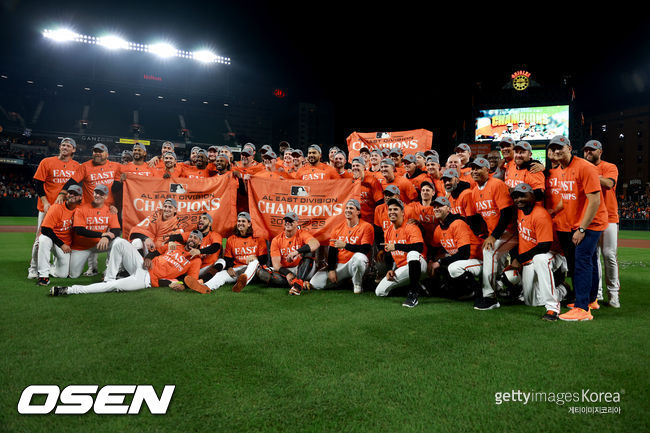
[481, 231, 518, 298]
[204, 260, 260, 291]
[597, 222, 620, 298]
[37, 234, 70, 278]
[521, 252, 568, 314]
[310, 253, 369, 290]
[375, 251, 427, 297]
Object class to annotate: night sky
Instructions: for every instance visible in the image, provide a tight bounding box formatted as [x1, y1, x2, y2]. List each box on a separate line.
[2, 1, 650, 143]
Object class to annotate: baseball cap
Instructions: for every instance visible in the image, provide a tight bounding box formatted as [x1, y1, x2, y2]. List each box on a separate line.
[283, 211, 299, 222]
[383, 185, 400, 196]
[426, 155, 440, 164]
[386, 197, 404, 209]
[94, 184, 109, 195]
[163, 198, 178, 208]
[191, 146, 201, 153]
[163, 151, 177, 160]
[424, 149, 437, 157]
[380, 158, 395, 167]
[381, 148, 390, 157]
[189, 229, 204, 241]
[162, 141, 175, 149]
[291, 149, 303, 157]
[402, 154, 416, 164]
[549, 135, 570, 147]
[415, 151, 426, 159]
[263, 150, 277, 159]
[60, 137, 76, 148]
[260, 144, 272, 154]
[433, 196, 451, 207]
[241, 145, 254, 156]
[583, 140, 602, 150]
[514, 141, 532, 152]
[370, 149, 383, 156]
[468, 157, 490, 169]
[351, 156, 365, 165]
[511, 183, 533, 196]
[329, 146, 341, 153]
[346, 199, 361, 210]
[389, 147, 402, 156]
[244, 142, 256, 151]
[201, 212, 213, 223]
[420, 180, 435, 191]
[441, 168, 459, 179]
[455, 143, 471, 153]
[208, 145, 219, 151]
[133, 142, 146, 152]
[333, 150, 346, 159]
[93, 143, 108, 153]
[499, 136, 516, 147]
[121, 150, 133, 158]
[360, 146, 370, 153]
[308, 144, 322, 154]
[216, 154, 229, 161]
[196, 149, 208, 157]
[67, 184, 82, 195]
[237, 211, 251, 221]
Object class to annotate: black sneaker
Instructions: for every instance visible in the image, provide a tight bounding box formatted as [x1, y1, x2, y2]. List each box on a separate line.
[474, 296, 500, 310]
[49, 286, 68, 297]
[37, 277, 50, 286]
[402, 292, 419, 308]
[541, 310, 559, 321]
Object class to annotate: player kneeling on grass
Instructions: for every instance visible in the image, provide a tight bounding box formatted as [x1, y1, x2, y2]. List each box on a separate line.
[36, 185, 83, 286]
[50, 231, 203, 296]
[258, 212, 320, 295]
[509, 183, 568, 321]
[310, 199, 374, 294]
[375, 198, 427, 308]
[184, 212, 268, 293]
[429, 196, 483, 300]
[166, 212, 223, 280]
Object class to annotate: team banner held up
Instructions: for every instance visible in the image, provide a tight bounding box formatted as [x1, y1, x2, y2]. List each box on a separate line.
[346, 129, 433, 161]
[247, 177, 361, 244]
[122, 175, 238, 237]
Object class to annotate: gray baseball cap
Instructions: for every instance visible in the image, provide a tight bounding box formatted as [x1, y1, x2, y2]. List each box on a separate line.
[424, 149, 439, 157]
[415, 151, 426, 159]
[260, 144, 273, 154]
[263, 150, 277, 159]
[133, 142, 146, 152]
[241, 145, 255, 156]
[60, 137, 77, 148]
[370, 149, 383, 156]
[196, 149, 208, 157]
[455, 143, 471, 153]
[383, 185, 400, 196]
[201, 212, 213, 223]
[308, 144, 322, 154]
[121, 150, 133, 158]
[389, 147, 402, 156]
[386, 197, 404, 209]
[511, 183, 533, 195]
[291, 149, 303, 157]
[426, 155, 440, 164]
[468, 157, 490, 169]
[164, 151, 177, 160]
[402, 154, 416, 164]
[163, 198, 178, 208]
[284, 211, 299, 222]
[93, 143, 108, 153]
[433, 196, 451, 207]
[244, 142, 256, 151]
[351, 156, 366, 165]
[549, 135, 570, 147]
[583, 140, 602, 150]
[67, 184, 82, 195]
[346, 199, 361, 210]
[499, 136, 516, 147]
[238, 211, 251, 221]
[514, 141, 532, 152]
[441, 168, 459, 179]
[93, 184, 109, 195]
[380, 158, 395, 167]
[189, 229, 204, 241]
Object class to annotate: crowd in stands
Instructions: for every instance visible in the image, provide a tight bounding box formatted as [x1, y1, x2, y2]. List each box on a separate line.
[0, 172, 37, 198]
[619, 200, 650, 219]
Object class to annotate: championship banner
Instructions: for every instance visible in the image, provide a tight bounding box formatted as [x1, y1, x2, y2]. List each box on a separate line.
[248, 177, 361, 244]
[122, 175, 238, 237]
[346, 129, 433, 161]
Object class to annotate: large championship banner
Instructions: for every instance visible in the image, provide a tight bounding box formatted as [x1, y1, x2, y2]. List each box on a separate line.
[247, 177, 361, 244]
[346, 129, 433, 160]
[122, 175, 238, 237]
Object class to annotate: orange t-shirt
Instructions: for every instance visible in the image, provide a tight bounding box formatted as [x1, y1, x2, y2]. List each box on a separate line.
[149, 244, 201, 287]
[181, 230, 223, 268]
[116, 162, 157, 179]
[558, 156, 608, 232]
[224, 235, 268, 267]
[374, 203, 417, 231]
[433, 217, 482, 260]
[354, 175, 384, 224]
[233, 161, 265, 177]
[270, 228, 317, 268]
[466, 177, 515, 234]
[517, 205, 556, 263]
[295, 162, 338, 181]
[595, 160, 619, 224]
[40, 202, 76, 246]
[406, 201, 438, 244]
[130, 212, 183, 253]
[253, 170, 292, 180]
[71, 203, 120, 250]
[545, 167, 570, 232]
[72, 160, 121, 206]
[504, 164, 546, 191]
[384, 222, 425, 268]
[329, 219, 374, 264]
[154, 164, 188, 178]
[447, 187, 474, 217]
[183, 166, 213, 179]
[33, 156, 80, 212]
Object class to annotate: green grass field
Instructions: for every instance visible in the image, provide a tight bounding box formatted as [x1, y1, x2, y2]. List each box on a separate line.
[0, 232, 648, 432]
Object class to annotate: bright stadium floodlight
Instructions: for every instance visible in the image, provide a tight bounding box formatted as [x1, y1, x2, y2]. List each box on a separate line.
[97, 35, 129, 50]
[148, 42, 177, 58]
[43, 28, 80, 42]
[193, 50, 218, 63]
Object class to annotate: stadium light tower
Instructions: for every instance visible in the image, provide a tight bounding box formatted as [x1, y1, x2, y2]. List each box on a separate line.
[148, 42, 177, 58]
[42, 28, 80, 42]
[97, 35, 129, 50]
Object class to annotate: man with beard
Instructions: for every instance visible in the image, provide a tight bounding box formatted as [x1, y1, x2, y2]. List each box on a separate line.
[446, 154, 476, 189]
[402, 154, 429, 192]
[166, 212, 223, 279]
[255, 150, 292, 180]
[147, 140, 175, 170]
[129, 198, 182, 255]
[155, 151, 187, 178]
[295, 145, 338, 180]
[184, 149, 214, 178]
[235, 143, 264, 177]
[442, 168, 473, 217]
[424, 155, 445, 197]
[310, 199, 373, 294]
[184, 212, 268, 293]
[332, 150, 353, 179]
[379, 158, 418, 203]
[504, 141, 545, 202]
[351, 156, 383, 224]
[454, 143, 473, 179]
[50, 231, 204, 296]
[121, 150, 134, 164]
[112, 143, 157, 215]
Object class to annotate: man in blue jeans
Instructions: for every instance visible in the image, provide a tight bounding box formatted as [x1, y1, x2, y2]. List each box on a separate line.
[546, 136, 609, 321]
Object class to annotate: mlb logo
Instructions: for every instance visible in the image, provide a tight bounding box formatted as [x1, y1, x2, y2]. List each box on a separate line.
[291, 186, 309, 197]
[376, 132, 391, 139]
[169, 184, 187, 194]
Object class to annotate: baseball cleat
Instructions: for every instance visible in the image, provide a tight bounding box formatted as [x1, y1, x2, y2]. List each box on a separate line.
[402, 292, 419, 308]
[608, 292, 620, 308]
[567, 300, 600, 310]
[232, 274, 248, 293]
[183, 276, 210, 294]
[27, 269, 38, 280]
[289, 279, 304, 295]
[37, 277, 50, 286]
[83, 268, 99, 277]
[474, 296, 500, 310]
[559, 307, 593, 321]
[49, 286, 68, 297]
[541, 310, 559, 321]
[353, 284, 362, 294]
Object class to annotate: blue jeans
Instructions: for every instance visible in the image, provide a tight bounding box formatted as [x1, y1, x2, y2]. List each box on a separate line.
[573, 229, 603, 310]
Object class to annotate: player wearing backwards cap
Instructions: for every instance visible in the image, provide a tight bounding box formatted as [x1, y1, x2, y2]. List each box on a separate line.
[50, 231, 203, 296]
[465, 157, 517, 311]
[295, 145, 338, 180]
[68, 184, 121, 278]
[509, 183, 568, 321]
[375, 198, 427, 308]
[166, 212, 223, 279]
[310, 199, 374, 293]
[583, 140, 620, 308]
[379, 158, 418, 203]
[429, 196, 483, 299]
[259, 212, 320, 294]
[442, 168, 473, 217]
[28, 137, 80, 279]
[546, 136, 608, 321]
[351, 157, 383, 225]
[185, 212, 268, 293]
[402, 154, 429, 192]
[129, 198, 182, 255]
[504, 141, 545, 201]
[36, 185, 83, 286]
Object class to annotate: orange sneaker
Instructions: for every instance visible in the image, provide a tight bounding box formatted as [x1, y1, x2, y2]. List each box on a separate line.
[184, 276, 211, 294]
[559, 307, 593, 321]
[567, 300, 599, 310]
[232, 274, 248, 293]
